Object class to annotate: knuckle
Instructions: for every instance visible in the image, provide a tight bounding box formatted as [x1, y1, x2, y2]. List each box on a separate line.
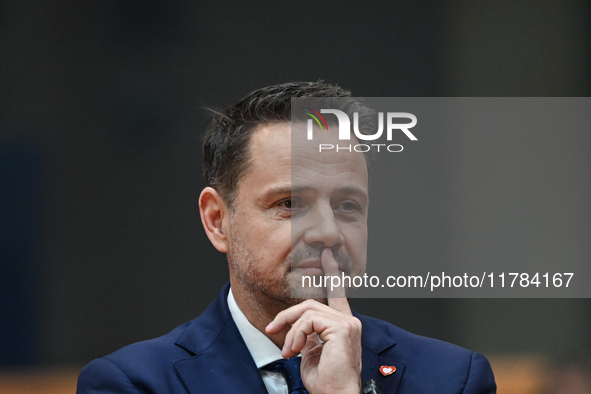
[345, 317, 362, 332]
[301, 309, 316, 320]
[303, 299, 317, 308]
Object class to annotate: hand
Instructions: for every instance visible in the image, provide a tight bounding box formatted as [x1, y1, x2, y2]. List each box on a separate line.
[265, 248, 362, 394]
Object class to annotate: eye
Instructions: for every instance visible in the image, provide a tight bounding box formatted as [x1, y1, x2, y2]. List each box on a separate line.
[279, 199, 297, 209]
[337, 200, 361, 212]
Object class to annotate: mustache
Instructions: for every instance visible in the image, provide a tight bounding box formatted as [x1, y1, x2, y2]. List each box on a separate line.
[289, 245, 353, 273]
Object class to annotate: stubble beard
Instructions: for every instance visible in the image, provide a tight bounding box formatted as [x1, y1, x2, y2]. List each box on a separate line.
[227, 213, 299, 309]
[227, 213, 360, 308]
[227, 214, 336, 309]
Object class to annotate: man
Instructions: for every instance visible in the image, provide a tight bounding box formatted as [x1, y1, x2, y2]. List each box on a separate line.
[77, 82, 496, 393]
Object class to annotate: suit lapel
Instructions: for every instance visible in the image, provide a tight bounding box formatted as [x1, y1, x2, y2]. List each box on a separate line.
[361, 352, 406, 394]
[356, 313, 406, 394]
[173, 284, 268, 394]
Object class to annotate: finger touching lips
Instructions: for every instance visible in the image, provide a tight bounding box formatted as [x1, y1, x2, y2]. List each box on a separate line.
[321, 248, 350, 312]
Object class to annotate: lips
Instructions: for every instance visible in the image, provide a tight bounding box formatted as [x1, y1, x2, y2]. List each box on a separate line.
[289, 248, 354, 275]
[295, 259, 322, 269]
[292, 259, 324, 274]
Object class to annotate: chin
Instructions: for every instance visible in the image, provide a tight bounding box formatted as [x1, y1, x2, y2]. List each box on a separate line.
[289, 271, 358, 301]
[286, 295, 329, 307]
[290, 282, 329, 303]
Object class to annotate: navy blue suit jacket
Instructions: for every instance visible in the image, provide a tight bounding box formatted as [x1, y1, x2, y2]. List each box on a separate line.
[77, 284, 496, 393]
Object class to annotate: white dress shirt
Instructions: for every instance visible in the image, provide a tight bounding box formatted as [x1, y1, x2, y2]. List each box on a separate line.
[227, 289, 292, 394]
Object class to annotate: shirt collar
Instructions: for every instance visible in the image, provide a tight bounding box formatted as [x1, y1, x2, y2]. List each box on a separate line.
[227, 288, 284, 368]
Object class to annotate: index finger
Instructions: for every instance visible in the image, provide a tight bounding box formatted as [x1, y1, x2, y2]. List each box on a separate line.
[321, 248, 352, 314]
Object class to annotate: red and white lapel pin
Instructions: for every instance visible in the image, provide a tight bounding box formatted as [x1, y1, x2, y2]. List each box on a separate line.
[379, 365, 396, 376]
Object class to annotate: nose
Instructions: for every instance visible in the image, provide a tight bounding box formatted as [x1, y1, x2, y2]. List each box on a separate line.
[301, 201, 344, 248]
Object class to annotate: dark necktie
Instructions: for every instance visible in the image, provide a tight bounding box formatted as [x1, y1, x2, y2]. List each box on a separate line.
[263, 356, 309, 394]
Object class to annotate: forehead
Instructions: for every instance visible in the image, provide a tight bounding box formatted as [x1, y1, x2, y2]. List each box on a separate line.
[243, 122, 368, 194]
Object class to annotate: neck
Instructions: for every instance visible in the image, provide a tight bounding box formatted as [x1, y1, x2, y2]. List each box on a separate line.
[230, 279, 291, 349]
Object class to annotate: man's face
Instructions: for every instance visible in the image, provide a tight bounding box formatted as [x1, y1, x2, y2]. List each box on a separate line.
[226, 122, 368, 306]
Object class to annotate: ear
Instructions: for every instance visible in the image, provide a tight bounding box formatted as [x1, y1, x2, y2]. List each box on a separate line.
[199, 187, 230, 253]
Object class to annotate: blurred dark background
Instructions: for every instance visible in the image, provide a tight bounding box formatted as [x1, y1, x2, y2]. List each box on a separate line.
[1, 0, 590, 384]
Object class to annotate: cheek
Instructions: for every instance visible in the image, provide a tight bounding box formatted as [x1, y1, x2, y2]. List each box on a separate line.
[249, 221, 292, 261]
[344, 225, 368, 263]
[271, 225, 293, 256]
[344, 223, 367, 245]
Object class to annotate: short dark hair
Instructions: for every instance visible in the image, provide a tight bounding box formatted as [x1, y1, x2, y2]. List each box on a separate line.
[203, 81, 372, 208]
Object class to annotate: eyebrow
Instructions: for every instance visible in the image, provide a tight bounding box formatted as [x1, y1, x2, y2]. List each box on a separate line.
[262, 184, 368, 198]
